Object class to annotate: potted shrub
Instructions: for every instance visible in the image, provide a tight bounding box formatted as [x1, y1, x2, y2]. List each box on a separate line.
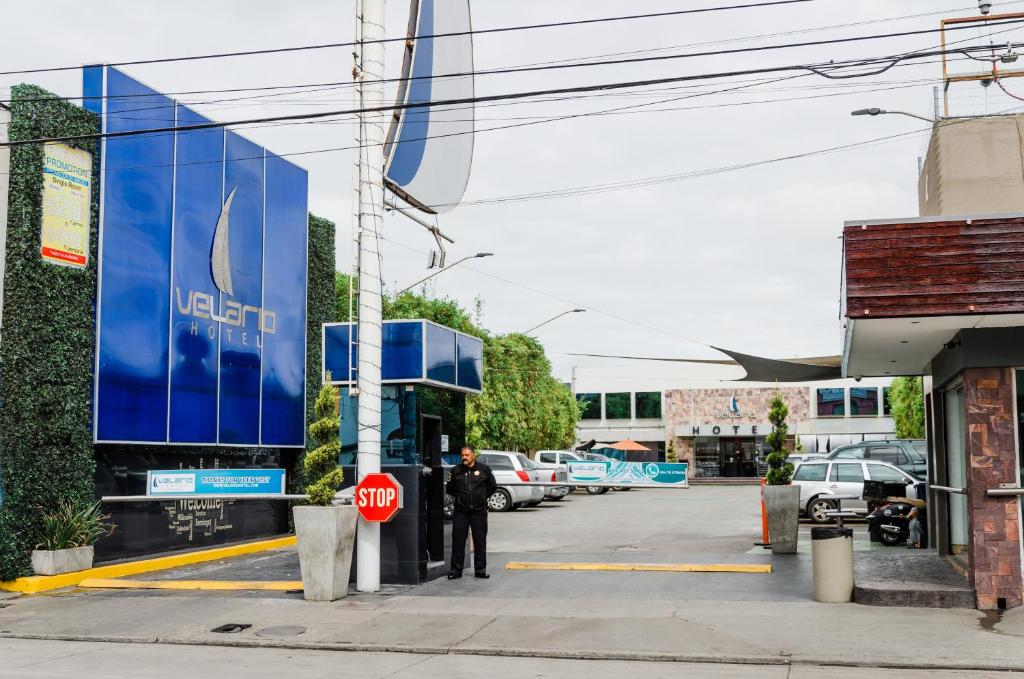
[763, 394, 799, 554]
[293, 376, 358, 601]
[32, 499, 112, 575]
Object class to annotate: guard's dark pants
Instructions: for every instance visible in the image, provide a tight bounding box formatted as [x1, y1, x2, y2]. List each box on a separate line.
[450, 508, 488, 573]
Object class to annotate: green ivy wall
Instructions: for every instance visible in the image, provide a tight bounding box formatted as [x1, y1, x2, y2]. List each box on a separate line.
[0, 86, 100, 579]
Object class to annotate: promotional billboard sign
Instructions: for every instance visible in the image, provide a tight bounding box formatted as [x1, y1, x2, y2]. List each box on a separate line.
[40, 142, 92, 268]
[147, 469, 286, 496]
[384, 0, 474, 214]
[85, 66, 309, 447]
[566, 460, 689, 487]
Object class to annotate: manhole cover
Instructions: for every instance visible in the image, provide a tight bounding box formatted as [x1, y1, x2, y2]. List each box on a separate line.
[256, 625, 307, 638]
[210, 623, 252, 634]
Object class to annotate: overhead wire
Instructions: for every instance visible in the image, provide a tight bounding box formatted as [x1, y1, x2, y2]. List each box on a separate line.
[6, 39, 1021, 149]
[0, 0, 815, 77]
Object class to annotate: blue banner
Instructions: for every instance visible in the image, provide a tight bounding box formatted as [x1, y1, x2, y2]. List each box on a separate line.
[147, 469, 286, 496]
[566, 461, 689, 487]
[87, 66, 309, 447]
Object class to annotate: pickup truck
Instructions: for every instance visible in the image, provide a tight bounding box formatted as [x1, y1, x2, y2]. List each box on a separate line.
[534, 450, 607, 495]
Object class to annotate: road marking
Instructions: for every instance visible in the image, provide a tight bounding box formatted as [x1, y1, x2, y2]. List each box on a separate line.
[0, 535, 297, 594]
[79, 578, 303, 591]
[505, 562, 771, 573]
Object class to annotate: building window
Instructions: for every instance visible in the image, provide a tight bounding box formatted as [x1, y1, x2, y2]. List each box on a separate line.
[635, 391, 661, 419]
[883, 387, 892, 415]
[576, 393, 601, 420]
[817, 388, 845, 416]
[605, 392, 631, 420]
[850, 387, 879, 416]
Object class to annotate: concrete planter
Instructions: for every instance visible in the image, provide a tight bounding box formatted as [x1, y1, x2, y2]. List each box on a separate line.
[31, 546, 94, 575]
[293, 505, 358, 601]
[764, 485, 800, 554]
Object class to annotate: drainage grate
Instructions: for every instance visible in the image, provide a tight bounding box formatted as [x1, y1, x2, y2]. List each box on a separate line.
[210, 623, 252, 634]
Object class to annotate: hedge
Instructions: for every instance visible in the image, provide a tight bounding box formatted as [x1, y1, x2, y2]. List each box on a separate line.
[296, 213, 336, 492]
[0, 85, 100, 579]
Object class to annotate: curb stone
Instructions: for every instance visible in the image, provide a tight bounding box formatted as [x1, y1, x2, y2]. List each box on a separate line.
[2, 633, 1024, 672]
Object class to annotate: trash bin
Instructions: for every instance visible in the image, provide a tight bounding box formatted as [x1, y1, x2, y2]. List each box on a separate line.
[811, 526, 854, 603]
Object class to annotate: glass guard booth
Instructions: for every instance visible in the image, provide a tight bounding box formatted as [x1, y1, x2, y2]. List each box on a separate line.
[323, 320, 484, 584]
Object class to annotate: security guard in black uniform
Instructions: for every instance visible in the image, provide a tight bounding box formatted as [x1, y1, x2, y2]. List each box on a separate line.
[446, 445, 497, 579]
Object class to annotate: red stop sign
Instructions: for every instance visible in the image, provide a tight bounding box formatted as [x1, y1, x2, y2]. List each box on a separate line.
[354, 473, 404, 523]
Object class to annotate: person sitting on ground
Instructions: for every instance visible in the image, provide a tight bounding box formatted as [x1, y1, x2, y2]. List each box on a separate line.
[907, 506, 922, 549]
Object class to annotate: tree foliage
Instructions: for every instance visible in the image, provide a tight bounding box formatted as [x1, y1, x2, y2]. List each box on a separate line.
[764, 394, 794, 485]
[889, 377, 926, 439]
[335, 275, 578, 452]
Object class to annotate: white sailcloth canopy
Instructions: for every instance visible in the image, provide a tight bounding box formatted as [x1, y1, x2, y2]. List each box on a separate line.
[384, 0, 475, 214]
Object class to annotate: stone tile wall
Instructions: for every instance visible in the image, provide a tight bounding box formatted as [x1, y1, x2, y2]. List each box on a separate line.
[663, 387, 810, 471]
[964, 368, 1023, 609]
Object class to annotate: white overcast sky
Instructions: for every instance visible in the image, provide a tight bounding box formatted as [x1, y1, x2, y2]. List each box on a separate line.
[3, 0, 1021, 379]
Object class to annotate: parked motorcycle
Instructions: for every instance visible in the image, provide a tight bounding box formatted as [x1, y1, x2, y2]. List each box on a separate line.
[863, 479, 927, 547]
[866, 498, 927, 547]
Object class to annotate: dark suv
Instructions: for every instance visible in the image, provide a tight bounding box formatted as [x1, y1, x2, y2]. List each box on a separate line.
[825, 440, 927, 480]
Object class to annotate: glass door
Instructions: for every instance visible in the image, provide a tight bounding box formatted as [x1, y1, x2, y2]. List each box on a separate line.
[945, 385, 969, 554]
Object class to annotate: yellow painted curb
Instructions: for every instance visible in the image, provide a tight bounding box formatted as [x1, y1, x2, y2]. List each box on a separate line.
[79, 578, 303, 591]
[0, 535, 297, 594]
[505, 562, 771, 573]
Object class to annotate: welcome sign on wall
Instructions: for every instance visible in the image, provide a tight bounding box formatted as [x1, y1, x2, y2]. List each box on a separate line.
[85, 66, 308, 447]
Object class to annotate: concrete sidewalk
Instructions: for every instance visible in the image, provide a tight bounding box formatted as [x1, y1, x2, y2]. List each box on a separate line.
[5, 638, 1021, 679]
[1, 588, 1022, 671]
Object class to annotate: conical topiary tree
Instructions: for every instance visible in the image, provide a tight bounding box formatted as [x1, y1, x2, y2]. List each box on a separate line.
[305, 375, 343, 506]
[764, 393, 794, 485]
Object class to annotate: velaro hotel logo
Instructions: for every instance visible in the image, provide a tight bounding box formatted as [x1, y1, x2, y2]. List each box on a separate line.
[174, 187, 278, 345]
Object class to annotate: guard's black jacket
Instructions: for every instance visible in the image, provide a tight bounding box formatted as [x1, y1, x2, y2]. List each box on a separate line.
[446, 461, 498, 512]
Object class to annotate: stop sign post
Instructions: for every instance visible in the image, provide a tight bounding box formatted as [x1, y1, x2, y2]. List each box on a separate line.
[355, 473, 404, 523]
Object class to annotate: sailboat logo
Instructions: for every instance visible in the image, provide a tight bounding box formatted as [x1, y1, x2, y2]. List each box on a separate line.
[729, 395, 740, 415]
[211, 187, 236, 296]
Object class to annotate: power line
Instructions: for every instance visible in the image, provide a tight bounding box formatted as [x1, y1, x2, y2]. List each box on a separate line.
[433, 105, 1024, 209]
[21, 14, 1024, 113]
[2, 41, 1010, 149]
[1, 1, 996, 108]
[0, 0, 814, 77]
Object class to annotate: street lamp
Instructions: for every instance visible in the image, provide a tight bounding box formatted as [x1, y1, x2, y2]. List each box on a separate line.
[397, 252, 493, 294]
[851, 108, 935, 123]
[523, 308, 586, 334]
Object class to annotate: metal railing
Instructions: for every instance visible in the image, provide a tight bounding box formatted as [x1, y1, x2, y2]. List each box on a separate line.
[987, 486, 1024, 497]
[929, 485, 966, 495]
[101, 494, 354, 504]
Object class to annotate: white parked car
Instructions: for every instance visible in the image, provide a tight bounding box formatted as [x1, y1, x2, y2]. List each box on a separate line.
[791, 458, 922, 524]
[477, 451, 546, 512]
[520, 455, 569, 502]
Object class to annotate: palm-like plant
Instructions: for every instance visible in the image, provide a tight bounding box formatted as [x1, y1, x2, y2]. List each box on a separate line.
[37, 500, 112, 550]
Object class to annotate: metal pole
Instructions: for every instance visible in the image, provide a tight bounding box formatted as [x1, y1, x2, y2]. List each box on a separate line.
[355, 0, 386, 593]
[398, 253, 487, 294]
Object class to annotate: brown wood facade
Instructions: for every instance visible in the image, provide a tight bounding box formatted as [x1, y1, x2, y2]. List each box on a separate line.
[844, 215, 1024, 318]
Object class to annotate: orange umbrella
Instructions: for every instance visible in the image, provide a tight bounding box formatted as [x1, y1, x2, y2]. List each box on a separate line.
[608, 439, 650, 451]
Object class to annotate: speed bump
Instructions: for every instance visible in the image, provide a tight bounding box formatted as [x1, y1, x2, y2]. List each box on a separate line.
[504, 562, 771, 573]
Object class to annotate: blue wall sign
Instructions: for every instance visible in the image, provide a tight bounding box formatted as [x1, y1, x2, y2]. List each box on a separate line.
[566, 461, 689, 487]
[146, 469, 286, 496]
[323, 320, 483, 394]
[85, 66, 308, 447]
